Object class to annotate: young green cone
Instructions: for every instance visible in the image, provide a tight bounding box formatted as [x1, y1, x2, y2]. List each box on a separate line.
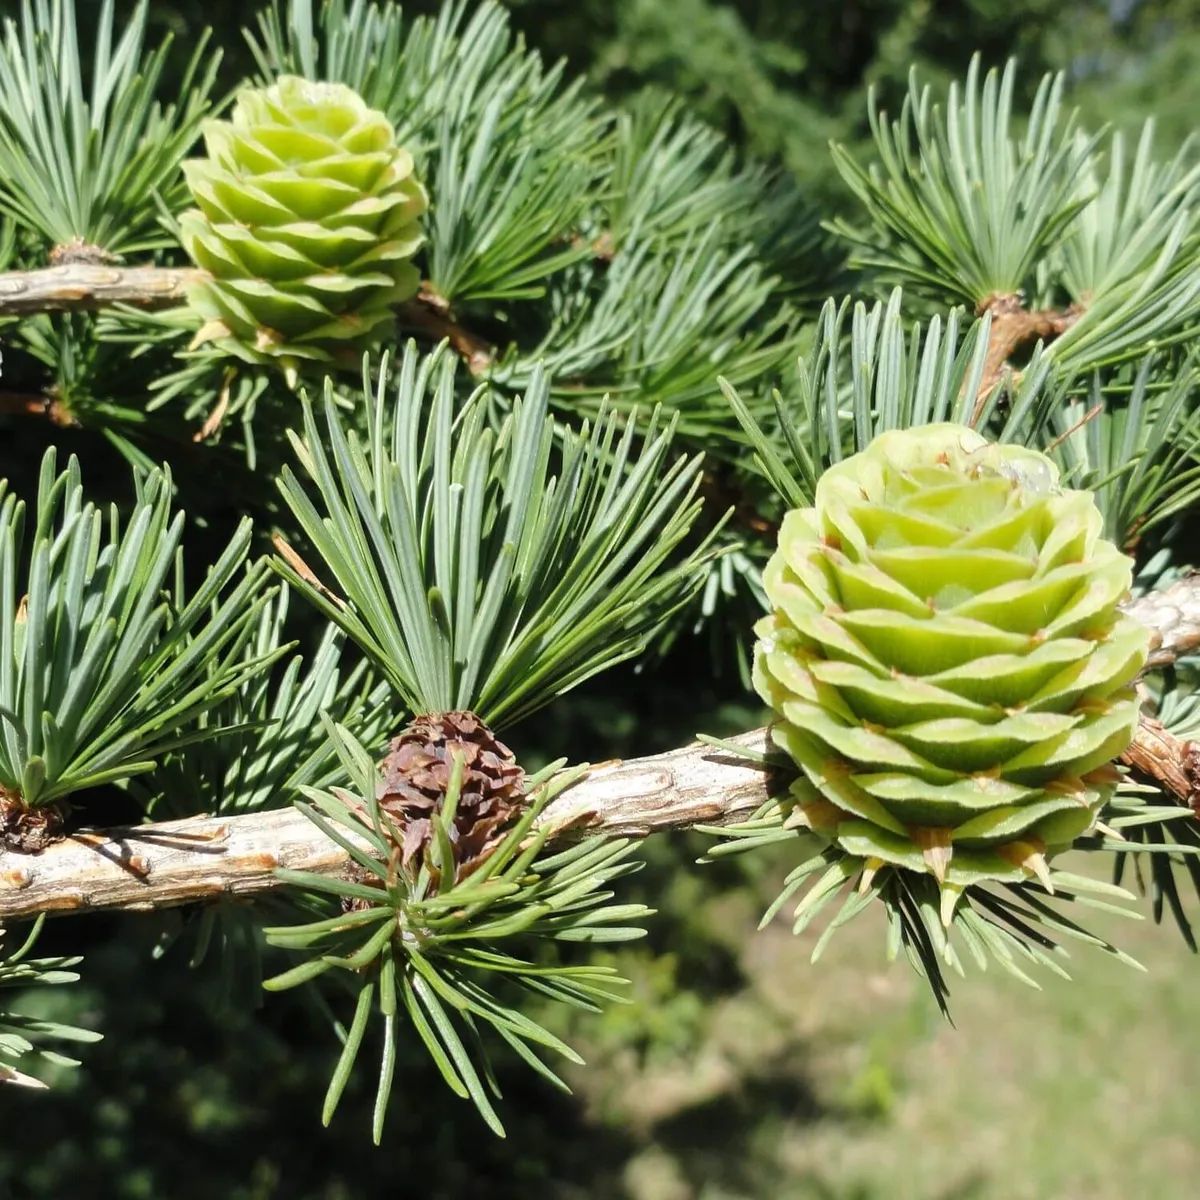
[180, 76, 427, 375]
[754, 424, 1149, 919]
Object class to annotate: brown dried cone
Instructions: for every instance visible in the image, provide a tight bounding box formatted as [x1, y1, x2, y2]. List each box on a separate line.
[0, 787, 66, 853]
[376, 711, 526, 885]
[1130, 571, 1200, 668]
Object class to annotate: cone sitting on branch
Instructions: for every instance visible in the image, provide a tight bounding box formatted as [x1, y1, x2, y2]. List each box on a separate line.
[180, 76, 427, 375]
[375, 711, 526, 883]
[754, 423, 1150, 920]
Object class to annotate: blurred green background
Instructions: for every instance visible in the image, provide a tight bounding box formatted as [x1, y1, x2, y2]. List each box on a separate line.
[4, 2, 1199, 1197]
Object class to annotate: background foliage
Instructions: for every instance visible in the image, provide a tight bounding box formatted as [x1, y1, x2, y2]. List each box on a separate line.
[2, 1, 1199, 1197]
[145, 0, 1200, 199]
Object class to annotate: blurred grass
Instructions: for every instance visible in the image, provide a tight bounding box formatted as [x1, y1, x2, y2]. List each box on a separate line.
[560, 847, 1200, 1200]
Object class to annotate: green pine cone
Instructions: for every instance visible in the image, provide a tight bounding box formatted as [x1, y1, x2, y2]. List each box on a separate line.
[180, 76, 427, 372]
[754, 424, 1148, 910]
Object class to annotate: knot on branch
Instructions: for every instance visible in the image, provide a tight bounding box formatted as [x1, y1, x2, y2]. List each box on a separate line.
[49, 238, 120, 267]
[1119, 715, 1200, 815]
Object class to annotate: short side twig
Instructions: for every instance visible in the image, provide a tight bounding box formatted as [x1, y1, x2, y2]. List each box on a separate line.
[0, 264, 204, 314]
[973, 292, 1081, 419]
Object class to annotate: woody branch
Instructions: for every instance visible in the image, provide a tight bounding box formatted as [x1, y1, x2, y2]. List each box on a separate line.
[972, 292, 1081, 420]
[0, 275, 1197, 920]
[0, 730, 773, 921]
[0, 263, 494, 375]
[0, 586, 1196, 922]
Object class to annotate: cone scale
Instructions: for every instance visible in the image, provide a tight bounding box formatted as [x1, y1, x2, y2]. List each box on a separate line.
[753, 424, 1149, 918]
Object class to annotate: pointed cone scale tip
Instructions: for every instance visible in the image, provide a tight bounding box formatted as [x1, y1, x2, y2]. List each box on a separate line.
[939, 882, 963, 928]
[189, 318, 232, 350]
[1000, 839, 1054, 892]
[914, 826, 954, 883]
[858, 856, 884, 893]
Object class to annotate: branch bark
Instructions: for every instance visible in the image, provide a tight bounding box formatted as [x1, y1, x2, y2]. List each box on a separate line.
[0, 264, 203, 314]
[0, 270, 1197, 919]
[396, 283, 494, 377]
[0, 264, 494, 375]
[0, 731, 771, 921]
[0, 392, 77, 426]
